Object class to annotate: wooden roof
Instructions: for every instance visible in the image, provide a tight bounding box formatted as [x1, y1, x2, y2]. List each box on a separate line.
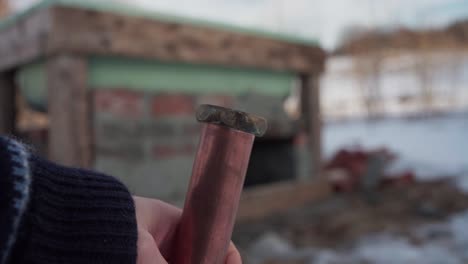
[0, 0, 325, 74]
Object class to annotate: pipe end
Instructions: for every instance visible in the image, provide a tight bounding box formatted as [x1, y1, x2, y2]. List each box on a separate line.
[196, 104, 268, 137]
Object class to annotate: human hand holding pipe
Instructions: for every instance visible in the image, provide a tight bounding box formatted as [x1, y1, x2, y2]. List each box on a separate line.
[134, 105, 266, 264]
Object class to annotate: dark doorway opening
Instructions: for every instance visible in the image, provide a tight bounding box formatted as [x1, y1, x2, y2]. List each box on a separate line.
[244, 137, 296, 188]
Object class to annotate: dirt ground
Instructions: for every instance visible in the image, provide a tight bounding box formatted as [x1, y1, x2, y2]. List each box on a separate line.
[233, 179, 468, 253]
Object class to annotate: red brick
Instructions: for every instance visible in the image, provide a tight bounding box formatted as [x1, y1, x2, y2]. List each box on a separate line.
[153, 145, 178, 159]
[152, 143, 196, 159]
[181, 143, 196, 155]
[94, 90, 144, 118]
[293, 131, 308, 146]
[182, 123, 201, 136]
[197, 95, 235, 108]
[151, 94, 194, 117]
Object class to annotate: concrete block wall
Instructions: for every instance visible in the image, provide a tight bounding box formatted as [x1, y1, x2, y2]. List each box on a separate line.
[93, 89, 311, 202]
[13, 57, 318, 203]
[94, 89, 231, 202]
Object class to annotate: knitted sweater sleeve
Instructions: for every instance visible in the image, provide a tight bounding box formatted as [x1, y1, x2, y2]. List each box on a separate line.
[0, 137, 137, 264]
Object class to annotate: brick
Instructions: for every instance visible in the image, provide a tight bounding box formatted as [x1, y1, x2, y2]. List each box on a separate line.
[96, 142, 145, 160]
[151, 94, 194, 117]
[144, 122, 177, 137]
[293, 131, 308, 146]
[94, 90, 144, 118]
[181, 143, 196, 156]
[95, 119, 140, 140]
[152, 143, 196, 159]
[196, 95, 235, 108]
[182, 122, 201, 136]
[153, 145, 178, 159]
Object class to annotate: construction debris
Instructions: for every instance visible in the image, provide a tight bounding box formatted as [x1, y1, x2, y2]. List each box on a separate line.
[325, 147, 415, 192]
[234, 179, 468, 264]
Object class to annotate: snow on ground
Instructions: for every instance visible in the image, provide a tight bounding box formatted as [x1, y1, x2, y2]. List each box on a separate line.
[318, 210, 468, 264]
[248, 211, 468, 264]
[307, 113, 468, 263]
[324, 113, 468, 182]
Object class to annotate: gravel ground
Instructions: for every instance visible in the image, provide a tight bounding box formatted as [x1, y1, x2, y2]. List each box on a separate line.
[233, 180, 468, 264]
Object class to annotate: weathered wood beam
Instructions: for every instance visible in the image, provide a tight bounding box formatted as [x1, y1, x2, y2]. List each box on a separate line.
[237, 179, 331, 222]
[49, 6, 325, 74]
[300, 74, 322, 179]
[0, 0, 10, 18]
[46, 55, 93, 168]
[0, 70, 16, 135]
[0, 8, 52, 71]
[0, 5, 325, 73]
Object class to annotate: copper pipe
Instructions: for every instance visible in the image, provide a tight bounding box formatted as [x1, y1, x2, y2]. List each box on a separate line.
[173, 105, 267, 264]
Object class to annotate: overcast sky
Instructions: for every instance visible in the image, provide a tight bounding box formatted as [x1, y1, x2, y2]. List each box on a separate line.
[10, 0, 468, 50]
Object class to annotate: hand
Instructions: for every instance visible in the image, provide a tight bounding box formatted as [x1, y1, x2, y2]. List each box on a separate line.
[134, 196, 242, 264]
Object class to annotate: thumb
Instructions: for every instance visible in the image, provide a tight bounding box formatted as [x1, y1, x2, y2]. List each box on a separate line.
[225, 242, 242, 264]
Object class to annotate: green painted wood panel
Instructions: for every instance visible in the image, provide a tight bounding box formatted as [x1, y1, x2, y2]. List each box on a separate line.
[16, 57, 295, 110]
[89, 57, 295, 96]
[17, 61, 47, 111]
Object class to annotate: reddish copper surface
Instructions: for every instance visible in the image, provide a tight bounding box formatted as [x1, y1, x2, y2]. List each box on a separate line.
[173, 123, 255, 264]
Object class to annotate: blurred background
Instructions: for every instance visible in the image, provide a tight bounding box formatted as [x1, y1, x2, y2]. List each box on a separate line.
[1, 0, 468, 263]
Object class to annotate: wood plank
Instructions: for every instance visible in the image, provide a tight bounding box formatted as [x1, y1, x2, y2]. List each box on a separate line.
[46, 55, 93, 168]
[0, 0, 9, 18]
[300, 74, 322, 179]
[237, 179, 331, 222]
[49, 6, 325, 74]
[0, 5, 325, 73]
[0, 70, 16, 135]
[0, 8, 52, 71]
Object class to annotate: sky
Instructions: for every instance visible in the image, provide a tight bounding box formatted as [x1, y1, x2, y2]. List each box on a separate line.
[10, 0, 468, 50]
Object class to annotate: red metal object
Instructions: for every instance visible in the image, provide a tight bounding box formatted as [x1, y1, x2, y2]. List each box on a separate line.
[173, 105, 267, 264]
[325, 148, 414, 192]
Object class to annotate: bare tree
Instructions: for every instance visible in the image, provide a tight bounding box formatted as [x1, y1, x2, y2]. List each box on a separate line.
[350, 51, 384, 118]
[446, 43, 463, 110]
[413, 31, 435, 116]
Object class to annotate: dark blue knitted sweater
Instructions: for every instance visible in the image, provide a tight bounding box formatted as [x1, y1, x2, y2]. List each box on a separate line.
[0, 137, 137, 264]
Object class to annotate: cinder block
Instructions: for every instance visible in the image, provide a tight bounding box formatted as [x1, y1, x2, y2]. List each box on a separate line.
[144, 120, 178, 138]
[95, 118, 141, 142]
[235, 93, 297, 137]
[182, 122, 201, 137]
[94, 90, 145, 118]
[196, 94, 235, 108]
[96, 140, 145, 161]
[293, 131, 308, 146]
[151, 94, 194, 117]
[152, 143, 196, 159]
[94, 156, 194, 202]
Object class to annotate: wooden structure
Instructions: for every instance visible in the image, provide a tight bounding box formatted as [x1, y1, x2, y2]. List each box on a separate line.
[0, 1, 327, 205]
[0, 0, 8, 18]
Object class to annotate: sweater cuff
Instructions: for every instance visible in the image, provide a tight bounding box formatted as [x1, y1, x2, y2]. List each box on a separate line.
[0, 137, 31, 264]
[0, 137, 138, 264]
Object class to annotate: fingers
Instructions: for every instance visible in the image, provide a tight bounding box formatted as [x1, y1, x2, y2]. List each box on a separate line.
[137, 229, 168, 264]
[134, 196, 242, 264]
[134, 196, 182, 241]
[133, 196, 182, 260]
[225, 242, 242, 264]
[148, 200, 181, 243]
[151, 202, 181, 259]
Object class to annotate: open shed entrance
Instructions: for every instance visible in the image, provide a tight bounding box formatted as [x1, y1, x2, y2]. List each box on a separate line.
[245, 137, 296, 187]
